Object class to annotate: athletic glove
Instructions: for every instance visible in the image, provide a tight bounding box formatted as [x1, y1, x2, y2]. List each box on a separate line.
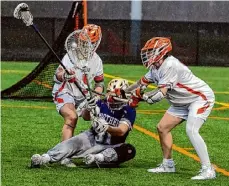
[142, 89, 165, 104]
[126, 87, 144, 108]
[92, 117, 109, 134]
[62, 68, 76, 82]
[87, 95, 100, 111]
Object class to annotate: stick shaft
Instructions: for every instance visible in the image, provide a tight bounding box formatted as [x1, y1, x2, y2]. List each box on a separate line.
[31, 24, 87, 98]
[31, 24, 67, 71]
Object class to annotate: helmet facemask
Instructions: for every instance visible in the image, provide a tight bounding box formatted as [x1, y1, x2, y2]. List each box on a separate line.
[65, 29, 93, 68]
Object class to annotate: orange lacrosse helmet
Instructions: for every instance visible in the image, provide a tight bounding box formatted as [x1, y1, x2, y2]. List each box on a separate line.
[141, 37, 172, 68]
[82, 24, 102, 52]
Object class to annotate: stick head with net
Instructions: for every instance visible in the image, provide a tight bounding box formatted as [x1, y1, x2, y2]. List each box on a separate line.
[13, 3, 33, 26]
[65, 29, 93, 68]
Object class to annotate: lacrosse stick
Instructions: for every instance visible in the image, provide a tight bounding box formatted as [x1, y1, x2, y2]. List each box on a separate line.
[13, 3, 87, 98]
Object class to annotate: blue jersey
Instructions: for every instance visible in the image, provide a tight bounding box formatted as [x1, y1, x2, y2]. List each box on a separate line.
[94, 100, 136, 145]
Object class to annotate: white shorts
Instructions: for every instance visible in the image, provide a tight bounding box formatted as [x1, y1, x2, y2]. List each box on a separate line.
[167, 99, 214, 121]
[53, 93, 85, 113]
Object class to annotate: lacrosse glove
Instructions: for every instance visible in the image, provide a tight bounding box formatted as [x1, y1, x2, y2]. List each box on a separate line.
[87, 95, 100, 111]
[92, 117, 109, 134]
[142, 89, 165, 104]
[62, 68, 76, 82]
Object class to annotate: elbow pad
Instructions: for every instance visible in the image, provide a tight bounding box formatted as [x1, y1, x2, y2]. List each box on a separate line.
[143, 89, 164, 104]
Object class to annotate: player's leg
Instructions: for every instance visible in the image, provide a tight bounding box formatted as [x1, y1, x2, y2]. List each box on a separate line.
[60, 103, 78, 141]
[31, 130, 94, 168]
[148, 106, 186, 173]
[187, 100, 215, 180]
[55, 94, 87, 167]
[54, 93, 79, 141]
[84, 143, 136, 166]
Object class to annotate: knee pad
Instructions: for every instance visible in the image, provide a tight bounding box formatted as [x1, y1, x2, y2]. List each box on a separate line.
[114, 143, 136, 163]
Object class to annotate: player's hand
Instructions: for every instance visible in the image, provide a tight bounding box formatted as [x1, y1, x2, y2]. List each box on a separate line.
[92, 117, 109, 133]
[142, 93, 154, 104]
[142, 90, 163, 104]
[62, 68, 76, 82]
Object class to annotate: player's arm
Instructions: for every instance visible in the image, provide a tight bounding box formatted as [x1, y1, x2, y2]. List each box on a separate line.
[142, 87, 167, 104]
[85, 74, 104, 111]
[93, 56, 105, 94]
[142, 65, 177, 104]
[122, 76, 153, 108]
[125, 76, 151, 94]
[93, 120, 131, 136]
[106, 122, 129, 137]
[93, 74, 104, 94]
[54, 54, 76, 82]
[93, 107, 136, 135]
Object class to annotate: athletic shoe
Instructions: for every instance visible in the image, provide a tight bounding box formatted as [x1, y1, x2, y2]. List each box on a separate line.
[147, 163, 175, 173]
[60, 158, 76, 168]
[31, 154, 50, 168]
[84, 154, 104, 165]
[191, 166, 216, 180]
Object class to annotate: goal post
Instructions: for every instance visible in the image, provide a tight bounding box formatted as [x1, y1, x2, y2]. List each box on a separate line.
[2, 1, 87, 101]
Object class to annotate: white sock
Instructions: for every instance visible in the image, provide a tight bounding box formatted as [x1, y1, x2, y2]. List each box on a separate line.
[163, 158, 174, 167]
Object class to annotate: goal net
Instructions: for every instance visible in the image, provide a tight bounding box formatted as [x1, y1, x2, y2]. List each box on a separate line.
[1, 1, 85, 101]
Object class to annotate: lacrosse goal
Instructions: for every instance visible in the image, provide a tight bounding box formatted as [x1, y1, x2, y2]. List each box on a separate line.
[1, 1, 87, 101]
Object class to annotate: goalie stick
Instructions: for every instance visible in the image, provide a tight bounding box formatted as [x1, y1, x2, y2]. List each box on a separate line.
[13, 2, 87, 98]
[13, 3, 131, 106]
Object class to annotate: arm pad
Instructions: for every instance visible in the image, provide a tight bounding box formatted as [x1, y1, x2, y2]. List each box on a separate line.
[143, 89, 165, 104]
[124, 80, 142, 93]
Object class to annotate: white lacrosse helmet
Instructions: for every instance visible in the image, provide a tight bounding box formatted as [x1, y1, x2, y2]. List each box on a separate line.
[107, 79, 129, 110]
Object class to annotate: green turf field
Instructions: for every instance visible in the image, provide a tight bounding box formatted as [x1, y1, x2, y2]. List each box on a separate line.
[1, 62, 229, 186]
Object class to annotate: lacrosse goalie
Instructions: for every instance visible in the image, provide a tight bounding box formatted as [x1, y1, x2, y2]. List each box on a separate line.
[52, 24, 103, 140]
[52, 24, 104, 167]
[123, 37, 216, 180]
[31, 79, 136, 168]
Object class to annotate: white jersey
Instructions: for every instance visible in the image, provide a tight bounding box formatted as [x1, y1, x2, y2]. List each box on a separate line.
[144, 56, 215, 106]
[52, 52, 103, 101]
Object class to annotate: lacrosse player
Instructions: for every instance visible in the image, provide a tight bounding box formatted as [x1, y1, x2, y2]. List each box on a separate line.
[125, 37, 216, 180]
[52, 24, 104, 167]
[52, 24, 103, 140]
[31, 79, 136, 168]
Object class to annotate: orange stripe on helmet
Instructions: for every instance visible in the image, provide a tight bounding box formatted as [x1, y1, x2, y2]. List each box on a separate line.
[141, 37, 172, 68]
[82, 24, 102, 43]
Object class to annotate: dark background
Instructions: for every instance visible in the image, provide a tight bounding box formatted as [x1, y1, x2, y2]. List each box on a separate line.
[2, 1, 229, 66]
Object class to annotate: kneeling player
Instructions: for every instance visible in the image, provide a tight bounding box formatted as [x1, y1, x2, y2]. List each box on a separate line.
[31, 79, 136, 167]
